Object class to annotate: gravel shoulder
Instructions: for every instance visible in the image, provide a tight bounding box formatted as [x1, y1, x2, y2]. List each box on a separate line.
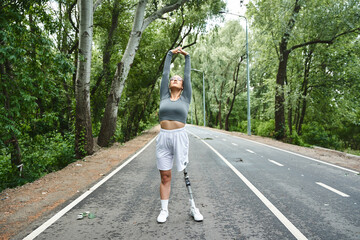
[1, 125, 359, 240]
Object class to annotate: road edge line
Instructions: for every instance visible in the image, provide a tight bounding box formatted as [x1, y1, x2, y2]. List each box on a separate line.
[188, 130, 308, 240]
[23, 136, 157, 240]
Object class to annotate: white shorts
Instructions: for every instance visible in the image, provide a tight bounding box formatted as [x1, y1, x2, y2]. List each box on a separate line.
[156, 127, 189, 172]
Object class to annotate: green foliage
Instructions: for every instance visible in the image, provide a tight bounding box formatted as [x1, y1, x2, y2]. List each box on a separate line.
[0, 132, 75, 192]
[188, 20, 247, 130]
[301, 123, 344, 150]
[256, 119, 275, 137]
[1, 0, 359, 191]
[106, 0, 226, 141]
[0, 1, 75, 191]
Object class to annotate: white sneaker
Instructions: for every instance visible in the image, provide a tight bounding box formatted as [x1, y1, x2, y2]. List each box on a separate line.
[157, 209, 168, 223]
[190, 207, 203, 221]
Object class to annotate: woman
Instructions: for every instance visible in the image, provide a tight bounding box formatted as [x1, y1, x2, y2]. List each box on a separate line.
[156, 47, 203, 223]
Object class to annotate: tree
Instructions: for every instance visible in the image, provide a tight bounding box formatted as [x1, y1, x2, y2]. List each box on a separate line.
[75, 0, 94, 157]
[1, 0, 75, 187]
[98, 0, 193, 146]
[117, 0, 225, 141]
[190, 20, 246, 129]
[225, 55, 245, 131]
[248, 0, 360, 139]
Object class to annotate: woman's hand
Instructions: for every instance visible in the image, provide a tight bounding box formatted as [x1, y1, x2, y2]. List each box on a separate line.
[171, 47, 182, 54]
[170, 47, 189, 56]
[180, 48, 189, 56]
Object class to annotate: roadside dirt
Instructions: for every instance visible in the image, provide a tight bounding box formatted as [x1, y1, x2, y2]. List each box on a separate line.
[0, 125, 359, 240]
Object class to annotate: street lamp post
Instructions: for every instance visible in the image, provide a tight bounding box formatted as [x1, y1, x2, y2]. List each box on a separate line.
[219, 11, 251, 136]
[191, 69, 206, 127]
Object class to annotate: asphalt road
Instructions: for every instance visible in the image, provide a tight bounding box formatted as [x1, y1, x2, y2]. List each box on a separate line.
[18, 125, 360, 240]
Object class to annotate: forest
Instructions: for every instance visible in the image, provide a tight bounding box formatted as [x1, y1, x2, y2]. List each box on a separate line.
[1, 0, 359, 191]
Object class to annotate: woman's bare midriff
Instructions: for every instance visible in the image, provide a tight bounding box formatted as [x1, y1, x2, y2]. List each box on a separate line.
[160, 120, 185, 130]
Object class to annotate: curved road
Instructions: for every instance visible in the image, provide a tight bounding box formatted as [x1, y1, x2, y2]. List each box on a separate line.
[18, 125, 360, 240]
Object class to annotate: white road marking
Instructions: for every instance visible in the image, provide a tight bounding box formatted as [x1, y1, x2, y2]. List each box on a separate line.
[222, 138, 227, 141]
[189, 131, 308, 240]
[232, 143, 238, 146]
[217, 130, 359, 174]
[246, 149, 255, 154]
[23, 136, 158, 240]
[316, 182, 350, 197]
[269, 159, 284, 167]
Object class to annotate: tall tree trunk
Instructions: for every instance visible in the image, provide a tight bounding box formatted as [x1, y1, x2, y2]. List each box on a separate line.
[98, 0, 147, 146]
[218, 81, 225, 129]
[275, 0, 301, 139]
[193, 94, 199, 125]
[91, 0, 121, 126]
[218, 101, 222, 129]
[98, 0, 189, 147]
[285, 75, 292, 135]
[213, 81, 220, 127]
[273, 1, 359, 139]
[91, 0, 121, 98]
[75, 0, 94, 158]
[297, 48, 313, 135]
[225, 58, 242, 131]
[298, 92, 307, 135]
[287, 105, 292, 135]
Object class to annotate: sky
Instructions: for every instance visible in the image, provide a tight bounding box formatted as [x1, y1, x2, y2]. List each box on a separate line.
[206, 0, 250, 31]
[225, 0, 248, 16]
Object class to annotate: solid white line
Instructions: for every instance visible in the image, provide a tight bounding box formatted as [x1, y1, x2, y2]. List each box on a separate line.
[232, 143, 238, 146]
[23, 136, 157, 240]
[188, 131, 308, 240]
[246, 149, 255, 154]
[316, 182, 350, 197]
[269, 159, 284, 167]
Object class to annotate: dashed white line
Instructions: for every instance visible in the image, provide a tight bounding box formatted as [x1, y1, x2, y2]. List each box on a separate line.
[269, 159, 284, 167]
[232, 143, 238, 146]
[316, 182, 350, 197]
[225, 131, 359, 174]
[246, 149, 255, 154]
[189, 131, 308, 240]
[222, 138, 227, 141]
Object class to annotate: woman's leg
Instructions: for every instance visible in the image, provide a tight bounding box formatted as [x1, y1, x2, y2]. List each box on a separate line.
[159, 170, 172, 199]
[157, 169, 172, 223]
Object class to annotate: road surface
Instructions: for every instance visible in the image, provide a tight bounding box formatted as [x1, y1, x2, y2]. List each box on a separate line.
[17, 125, 360, 239]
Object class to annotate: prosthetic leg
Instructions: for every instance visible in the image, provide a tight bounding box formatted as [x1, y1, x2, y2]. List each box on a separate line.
[183, 168, 204, 221]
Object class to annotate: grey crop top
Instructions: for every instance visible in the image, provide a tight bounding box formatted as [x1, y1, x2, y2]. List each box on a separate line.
[159, 51, 192, 124]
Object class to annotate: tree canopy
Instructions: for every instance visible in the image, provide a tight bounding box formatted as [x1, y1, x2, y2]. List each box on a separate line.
[1, 0, 359, 191]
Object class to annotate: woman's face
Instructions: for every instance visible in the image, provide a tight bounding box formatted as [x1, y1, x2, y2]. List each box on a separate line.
[169, 75, 183, 90]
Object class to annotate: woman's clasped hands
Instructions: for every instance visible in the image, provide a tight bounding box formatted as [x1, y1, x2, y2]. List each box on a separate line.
[171, 47, 189, 56]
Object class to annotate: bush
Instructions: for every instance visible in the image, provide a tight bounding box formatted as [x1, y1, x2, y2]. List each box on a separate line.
[236, 120, 248, 133]
[301, 123, 344, 150]
[0, 132, 75, 192]
[256, 120, 275, 137]
[286, 129, 311, 147]
[0, 151, 18, 191]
